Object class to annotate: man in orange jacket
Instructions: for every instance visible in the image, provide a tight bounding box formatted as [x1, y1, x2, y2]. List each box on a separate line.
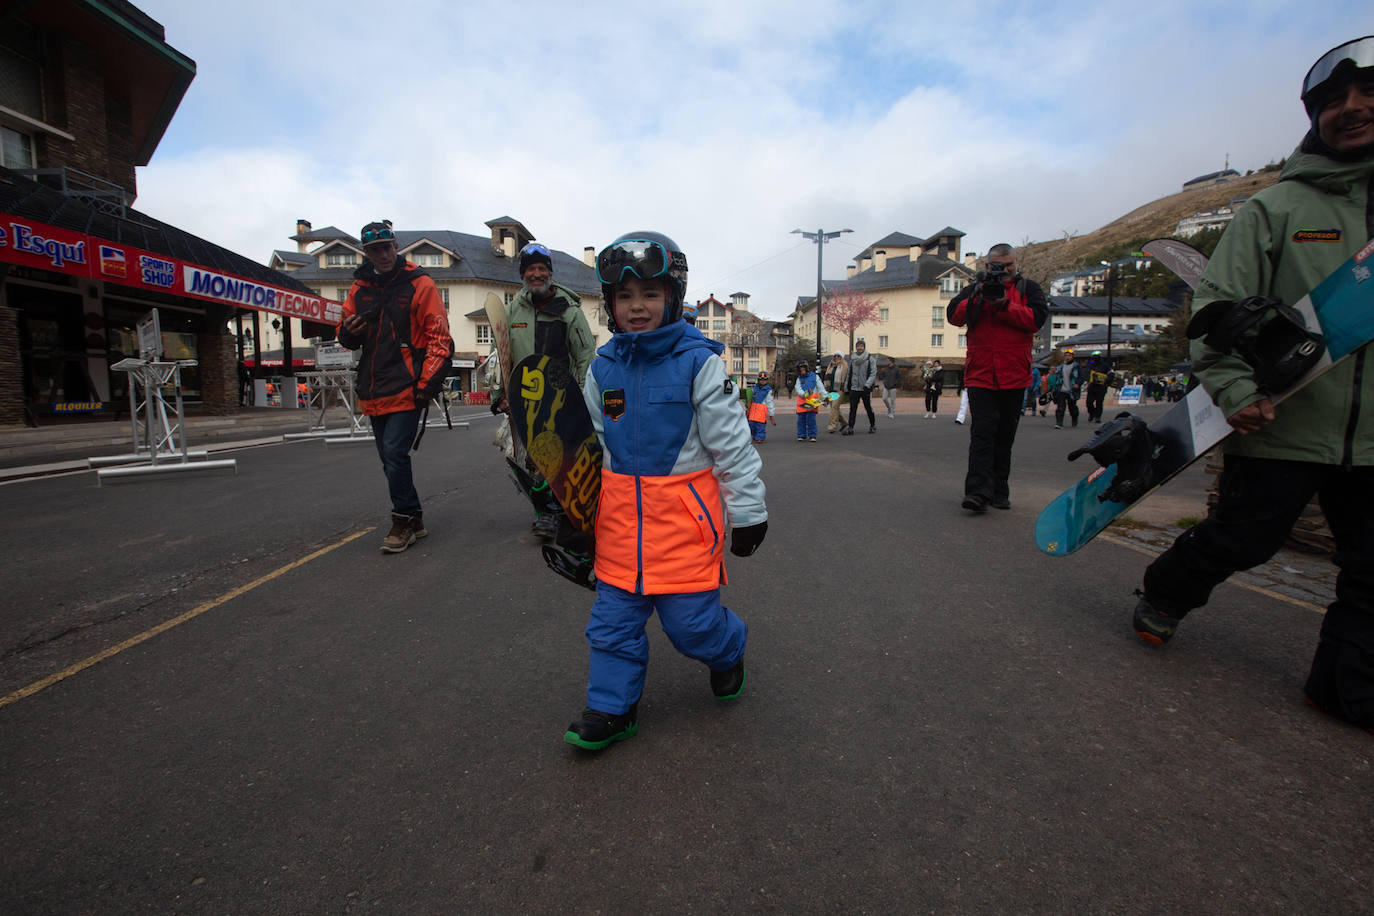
[337, 221, 452, 553]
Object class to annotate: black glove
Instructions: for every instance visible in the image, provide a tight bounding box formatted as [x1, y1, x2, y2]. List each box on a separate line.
[730, 521, 767, 557]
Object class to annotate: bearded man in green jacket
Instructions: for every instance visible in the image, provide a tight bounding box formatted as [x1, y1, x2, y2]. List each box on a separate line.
[492, 242, 598, 539]
[1131, 37, 1374, 734]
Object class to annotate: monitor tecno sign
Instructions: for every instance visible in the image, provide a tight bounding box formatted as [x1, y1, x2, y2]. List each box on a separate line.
[184, 268, 340, 323]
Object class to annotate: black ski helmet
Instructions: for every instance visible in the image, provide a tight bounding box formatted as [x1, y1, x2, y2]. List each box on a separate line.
[518, 242, 553, 276]
[1301, 36, 1374, 121]
[595, 232, 688, 332]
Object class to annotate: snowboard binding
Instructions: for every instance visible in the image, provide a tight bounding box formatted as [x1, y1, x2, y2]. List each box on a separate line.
[1067, 412, 1163, 504]
[542, 544, 597, 591]
[1187, 296, 1325, 395]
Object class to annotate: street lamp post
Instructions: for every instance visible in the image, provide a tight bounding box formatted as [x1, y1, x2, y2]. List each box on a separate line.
[1100, 260, 1115, 369]
[793, 228, 852, 364]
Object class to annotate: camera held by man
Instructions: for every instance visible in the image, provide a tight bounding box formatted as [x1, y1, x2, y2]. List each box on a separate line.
[976, 263, 1011, 304]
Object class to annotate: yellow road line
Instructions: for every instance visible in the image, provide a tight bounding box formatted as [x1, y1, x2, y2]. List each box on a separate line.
[1098, 532, 1327, 615]
[1, 528, 375, 710]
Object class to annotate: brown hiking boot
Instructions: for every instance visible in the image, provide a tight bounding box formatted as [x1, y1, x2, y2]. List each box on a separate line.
[412, 511, 427, 539]
[380, 513, 417, 553]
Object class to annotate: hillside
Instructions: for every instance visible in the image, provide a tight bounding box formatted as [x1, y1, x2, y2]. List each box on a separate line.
[1016, 168, 1283, 286]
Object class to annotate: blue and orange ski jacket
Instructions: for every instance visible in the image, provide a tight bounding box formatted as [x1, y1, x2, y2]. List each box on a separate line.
[584, 320, 767, 595]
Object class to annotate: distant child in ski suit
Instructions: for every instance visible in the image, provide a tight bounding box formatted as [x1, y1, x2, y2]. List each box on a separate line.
[747, 372, 776, 442]
[565, 232, 769, 750]
[794, 360, 825, 441]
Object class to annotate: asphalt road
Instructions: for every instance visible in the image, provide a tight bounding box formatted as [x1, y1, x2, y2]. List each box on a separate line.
[1, 401, 1370, 913]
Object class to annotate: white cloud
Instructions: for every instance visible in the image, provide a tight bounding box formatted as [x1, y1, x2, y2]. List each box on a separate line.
[132, 0, 1368, 319]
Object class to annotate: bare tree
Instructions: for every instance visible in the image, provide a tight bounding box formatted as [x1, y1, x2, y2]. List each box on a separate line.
[823, 286, 885, 354]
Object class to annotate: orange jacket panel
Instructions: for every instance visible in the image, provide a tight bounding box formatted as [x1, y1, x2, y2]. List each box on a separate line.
[595, 466, 727, 594]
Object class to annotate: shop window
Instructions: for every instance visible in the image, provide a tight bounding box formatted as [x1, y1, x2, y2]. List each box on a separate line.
[1, 125, 33, 169]
[0, 41, 43, 120]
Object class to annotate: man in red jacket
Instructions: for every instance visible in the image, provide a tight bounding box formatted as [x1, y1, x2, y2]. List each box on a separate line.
[947, 243, 1048, 512]
[337, 221, 453, 552]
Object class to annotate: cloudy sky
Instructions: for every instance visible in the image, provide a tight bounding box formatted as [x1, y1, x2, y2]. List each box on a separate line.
[132, 1, 1367, 320]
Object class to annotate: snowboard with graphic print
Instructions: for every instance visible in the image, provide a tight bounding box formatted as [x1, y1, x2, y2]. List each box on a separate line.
[511, 353, 602, 534]
[1035, 237, 1374, 556]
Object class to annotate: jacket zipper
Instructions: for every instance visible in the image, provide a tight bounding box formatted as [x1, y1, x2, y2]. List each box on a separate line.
[631, 338, 645, 594]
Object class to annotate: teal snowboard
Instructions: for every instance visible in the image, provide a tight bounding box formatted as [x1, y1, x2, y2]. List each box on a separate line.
[1035, 237, 1374, 556]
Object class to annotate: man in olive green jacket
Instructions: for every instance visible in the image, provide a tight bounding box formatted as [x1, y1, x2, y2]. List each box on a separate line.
[1132, 37, 1374, 733]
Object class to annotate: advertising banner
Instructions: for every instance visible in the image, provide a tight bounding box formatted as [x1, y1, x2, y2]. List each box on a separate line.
[0, 212, 340, 324]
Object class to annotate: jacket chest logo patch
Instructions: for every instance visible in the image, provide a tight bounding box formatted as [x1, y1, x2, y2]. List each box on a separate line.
[602, 389, 626, 421]
[511, 322, 529, 329]
[1292, 229, 1341, 243]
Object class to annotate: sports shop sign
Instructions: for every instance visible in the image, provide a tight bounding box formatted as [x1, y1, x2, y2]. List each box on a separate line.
[0, 213, 339, 324]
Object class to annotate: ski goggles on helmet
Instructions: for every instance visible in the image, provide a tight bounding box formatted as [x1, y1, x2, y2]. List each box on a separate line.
[360, 222, 396, 246]
[520, 242, 552, 260]
[596, 238, 686, 286]
[1302, 36, 1374, 107]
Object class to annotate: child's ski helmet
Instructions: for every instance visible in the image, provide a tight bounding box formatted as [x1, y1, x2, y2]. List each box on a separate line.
[596, 232, 688, 332]
[757, 371, 770, 383]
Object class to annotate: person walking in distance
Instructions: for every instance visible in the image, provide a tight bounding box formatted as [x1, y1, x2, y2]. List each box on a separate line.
[880, 356, 901, 419]
[793, 359, 825, 441]
[947, 243, 1048, 512]
[1128, 37, 1374, 735]
[823, 351, 848, 434]
[336, 220, 453, 553]
[844, 337, 878, 435]
[747, 371, 776, 443]
[1052, 349, 1083, 429]
[923, 359, 943, 418]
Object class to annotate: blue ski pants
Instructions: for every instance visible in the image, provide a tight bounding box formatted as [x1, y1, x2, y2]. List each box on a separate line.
[796, 411, 817, 439]
[584, 582, 748, 714]
[749, 419, 768, 441]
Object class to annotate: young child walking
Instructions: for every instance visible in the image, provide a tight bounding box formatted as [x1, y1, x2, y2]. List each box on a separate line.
[567, 232, 769, 750]
[793, 360, 825, 441]
[747, 371, 775, 443]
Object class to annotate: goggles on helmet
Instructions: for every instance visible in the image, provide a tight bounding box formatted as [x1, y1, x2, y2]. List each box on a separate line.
[596, 238, 686, 286]
[1302, 36, 1374, 105]
[521, 242, 552, 259]
[360, 223, 396, 246]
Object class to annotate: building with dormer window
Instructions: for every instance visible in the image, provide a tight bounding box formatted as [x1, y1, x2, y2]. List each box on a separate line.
[267, 218, 604, 393]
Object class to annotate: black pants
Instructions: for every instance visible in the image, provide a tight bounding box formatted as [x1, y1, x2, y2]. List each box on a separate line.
[1054, 391, 1079, 426]
[1085, 383, 1107, 421]
[964, 387, 1024, 503]
[848, 389, 875, 429]
[1143, 456, 1374, 727]
[925, 389, 940, 413]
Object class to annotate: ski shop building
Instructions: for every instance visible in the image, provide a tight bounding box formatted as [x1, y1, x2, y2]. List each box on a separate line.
[0, 0, 335, 426]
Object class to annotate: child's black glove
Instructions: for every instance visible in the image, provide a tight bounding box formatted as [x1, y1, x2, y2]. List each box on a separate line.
[730, 521, 768, 557]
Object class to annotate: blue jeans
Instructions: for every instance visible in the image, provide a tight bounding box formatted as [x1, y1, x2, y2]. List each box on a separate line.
[584, 582, 747, 714]
[370, 408, 422, 515]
